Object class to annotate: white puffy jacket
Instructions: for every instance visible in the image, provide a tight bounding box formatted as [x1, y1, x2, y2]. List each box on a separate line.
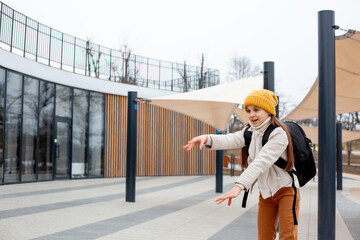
[207, 117, 299, 199]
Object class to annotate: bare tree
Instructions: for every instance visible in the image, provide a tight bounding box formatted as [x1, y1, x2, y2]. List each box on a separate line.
[178, 54, 206, 92]
[228, 54, 260, 81]
[121, 44, 132, 84]
[177, 61, 189, 92]
[108, 43, 139, 85]
[227, 54, 260, 132]
[337, 112, 360, 165]
[86, 39, 101, 78]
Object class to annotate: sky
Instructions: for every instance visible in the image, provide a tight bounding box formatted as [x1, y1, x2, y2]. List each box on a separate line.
[2, 0, 360, 113]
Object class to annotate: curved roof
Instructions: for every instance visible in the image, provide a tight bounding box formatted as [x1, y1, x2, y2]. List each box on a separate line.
[0, 48, 174, 99]
[150, 75, 263, 131]
[234, 108, 249, 124]
[285, 30, 360, 120]
[301, 125, 360, 144]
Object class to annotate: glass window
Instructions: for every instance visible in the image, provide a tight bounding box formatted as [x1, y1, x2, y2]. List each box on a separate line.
[22, 76, 39, 182]
[4, 71, 23, 183]
[38, 81, 55, 180]
[89, 92, 104, 177]
[72, 89, 88, 178]
[0, 68, 5, 184]
[56, 85, 72, 117]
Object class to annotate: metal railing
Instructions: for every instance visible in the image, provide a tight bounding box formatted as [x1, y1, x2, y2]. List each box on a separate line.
[0, 2, 220, 92]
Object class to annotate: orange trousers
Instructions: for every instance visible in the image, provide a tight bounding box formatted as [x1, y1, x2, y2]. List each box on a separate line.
[258, 187, 300, 240]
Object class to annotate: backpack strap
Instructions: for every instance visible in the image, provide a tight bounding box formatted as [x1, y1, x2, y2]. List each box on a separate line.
[261, 124, 289, 170]
[242, 126, 251, 209]
[288, 171, 298, 225]
[242, 191, 249, 208]
[243, 126, 252, 151]
[262, 124, 276, 146]
[263, 125, 288, 170]
[244, 124, 277, 150]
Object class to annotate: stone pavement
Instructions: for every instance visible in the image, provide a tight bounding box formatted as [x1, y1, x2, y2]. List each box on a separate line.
[0, 173, 359, 240]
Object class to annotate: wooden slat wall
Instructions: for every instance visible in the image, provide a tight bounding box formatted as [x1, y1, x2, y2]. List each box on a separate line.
[105, 94, 216, 177]
[104, 95, 128, 177]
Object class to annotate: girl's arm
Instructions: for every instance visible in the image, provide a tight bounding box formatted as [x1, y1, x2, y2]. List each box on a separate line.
[206, 128, 247, 150]
[183, 135, 208, 151]
[215, 185, 242, 206]
[183, 128, 247, 151]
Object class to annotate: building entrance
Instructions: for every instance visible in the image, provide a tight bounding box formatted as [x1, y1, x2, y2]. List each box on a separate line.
[55, 117, 72, 179]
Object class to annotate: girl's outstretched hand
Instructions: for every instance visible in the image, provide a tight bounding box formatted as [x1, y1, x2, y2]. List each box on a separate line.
[215, 186, 242, 206]
[183, 135, 208, 151]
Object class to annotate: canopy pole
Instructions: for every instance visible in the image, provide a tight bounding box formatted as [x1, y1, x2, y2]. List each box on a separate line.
[215, 130, 223, 193]
[126, 91, 138, 202]
[264, 62, 279, 115]
[336, 122, 343, 190]
[318, 10, 336, 240]
[264, 61, 274, 92]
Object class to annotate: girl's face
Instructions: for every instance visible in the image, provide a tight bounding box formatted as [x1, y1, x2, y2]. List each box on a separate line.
[246, 105, 270, 127]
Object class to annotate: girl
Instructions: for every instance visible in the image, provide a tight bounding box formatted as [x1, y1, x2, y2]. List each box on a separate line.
[183, 89, 300, 240]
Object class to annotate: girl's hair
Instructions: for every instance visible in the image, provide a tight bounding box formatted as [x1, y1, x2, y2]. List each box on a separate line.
[241, 115, 295, 171]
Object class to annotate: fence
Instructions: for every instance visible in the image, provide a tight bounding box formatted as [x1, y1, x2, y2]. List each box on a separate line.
[0, 2, 220, 92]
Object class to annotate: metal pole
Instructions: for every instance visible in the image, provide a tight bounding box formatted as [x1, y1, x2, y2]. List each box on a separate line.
[171, 62, 173, 91]
[109, 49, 112, 80]
[73, 37, 76, 73]
[318, 10, 336, 240]
[147, 58, 149, 87]
[98, 45, 100, 77]
[276, 95, 280, 117]
[35, 22, 39, 61]
[48, 28, 52, 66]
[158, 60, 161, 89]
[215, 130, 223, 193]
[60, 33, 64, 69]
[126, 91, 137, 202]
[9, 9, 14, 52]
[336, 123, 342, 190]
[263, 61, 274, 92]
[23, 16, 28, 57]
[264, 62, 279, 117]
[134, 55, 136, 85]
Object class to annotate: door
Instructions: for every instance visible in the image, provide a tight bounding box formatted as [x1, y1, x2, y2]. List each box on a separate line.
[54, 117, 71, 179]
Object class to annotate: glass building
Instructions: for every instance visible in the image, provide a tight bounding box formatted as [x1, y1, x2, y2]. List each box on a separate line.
[0, 67, 105, 184]
[0, 1, 219, 185]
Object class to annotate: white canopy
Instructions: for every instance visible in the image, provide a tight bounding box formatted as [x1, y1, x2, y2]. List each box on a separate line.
[285, 30, 360, 121]
[234, 109, 360, 144]
[150, 75, 263, 131]
[301, 125, 360, 145]
[234, 108, 249, 124]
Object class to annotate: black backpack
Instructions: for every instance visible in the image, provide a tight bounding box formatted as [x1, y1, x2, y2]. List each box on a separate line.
[242, 121, 316, 225]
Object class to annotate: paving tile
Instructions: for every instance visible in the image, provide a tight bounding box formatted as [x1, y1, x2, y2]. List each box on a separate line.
[0, 174, 358, 240]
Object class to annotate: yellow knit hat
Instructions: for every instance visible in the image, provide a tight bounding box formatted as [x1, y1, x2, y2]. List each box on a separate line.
[243, 89, 278, 116]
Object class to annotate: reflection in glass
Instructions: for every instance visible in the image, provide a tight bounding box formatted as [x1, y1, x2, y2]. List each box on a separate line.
[89, 92, 104, 177]
[72, 89, 88, 178]
[4, 71, 23, 183]
[38, 81, 55, 180]
[0, 68, 5, 184]
[22, 77, 39, 182]
[56, 85, 72, 117]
